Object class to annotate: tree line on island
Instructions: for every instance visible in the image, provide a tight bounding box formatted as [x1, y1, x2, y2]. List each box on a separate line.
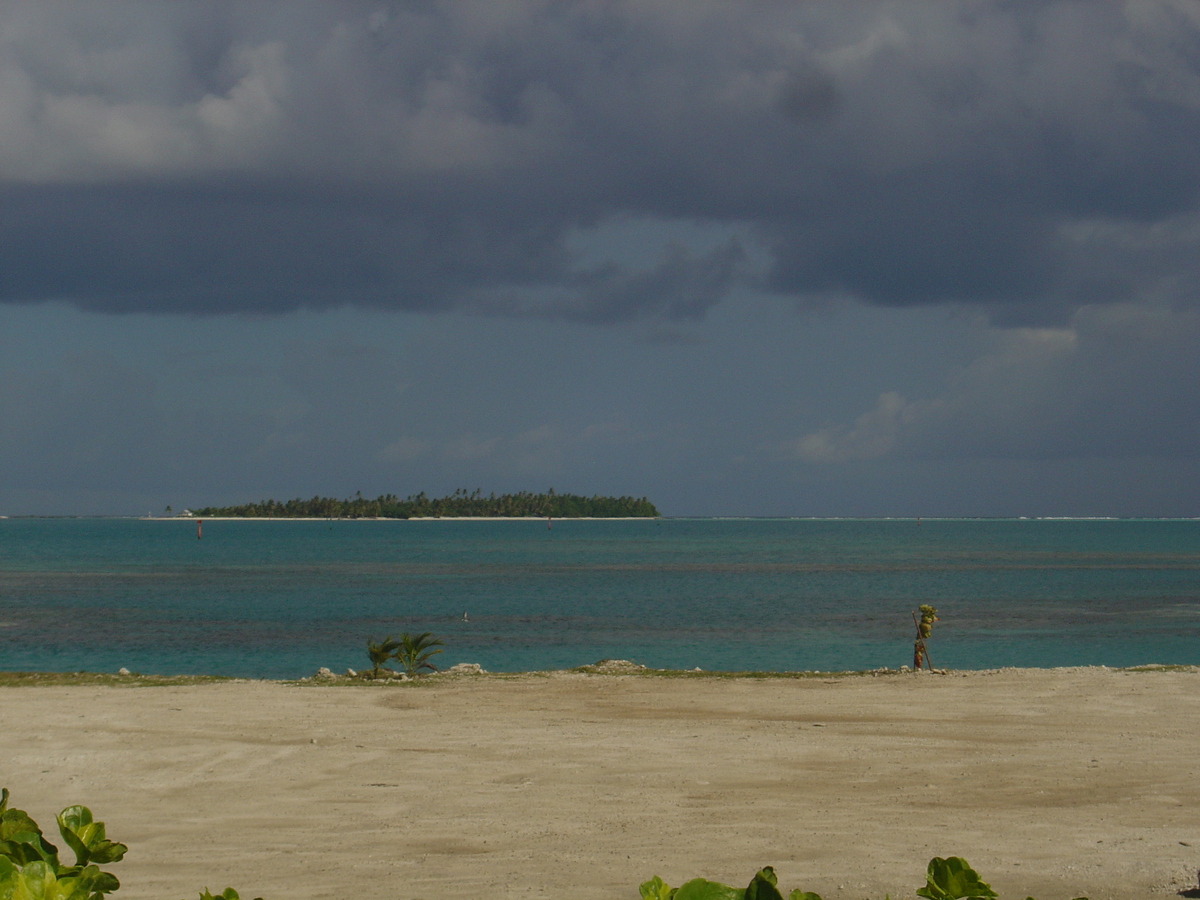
[192, 488, 659, 519]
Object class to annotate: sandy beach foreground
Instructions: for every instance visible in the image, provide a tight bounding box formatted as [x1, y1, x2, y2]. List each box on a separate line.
[3, 668, 1199, 900]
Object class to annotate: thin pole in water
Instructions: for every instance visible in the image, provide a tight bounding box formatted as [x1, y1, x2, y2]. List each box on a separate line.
[196, 519, 202, 540]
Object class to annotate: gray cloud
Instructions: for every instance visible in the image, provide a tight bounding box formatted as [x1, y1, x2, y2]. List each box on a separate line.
[2, 1, 1199, 321]
[787, 303, 1200, 463]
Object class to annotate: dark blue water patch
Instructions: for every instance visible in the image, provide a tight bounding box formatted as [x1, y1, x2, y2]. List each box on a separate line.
[1, 517, 1199, 677]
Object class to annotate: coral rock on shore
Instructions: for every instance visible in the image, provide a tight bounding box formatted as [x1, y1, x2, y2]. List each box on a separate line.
[445, 663, 486, 674]
[586, 659, 647, 673]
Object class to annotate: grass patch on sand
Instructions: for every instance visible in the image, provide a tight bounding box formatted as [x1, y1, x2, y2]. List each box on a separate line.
[0, 671, 240, 687]
[570, 660, 906, 679]
[282, 666, 895, 687]
[1121, 663, 1199, 673]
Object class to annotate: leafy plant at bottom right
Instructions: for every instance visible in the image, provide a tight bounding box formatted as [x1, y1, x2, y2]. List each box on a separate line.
[640, 856, 1088, 900]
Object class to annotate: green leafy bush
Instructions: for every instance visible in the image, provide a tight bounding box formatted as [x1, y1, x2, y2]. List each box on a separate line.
[641, 856, 1087, 900]
[0, 787, 126, 900]
[0, 788, 257, 900]
[916, 857, 996, 900]
[640, 865, 820, 900]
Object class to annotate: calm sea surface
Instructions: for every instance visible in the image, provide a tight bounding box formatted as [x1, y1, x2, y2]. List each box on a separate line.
[1, 517, 1198, 678]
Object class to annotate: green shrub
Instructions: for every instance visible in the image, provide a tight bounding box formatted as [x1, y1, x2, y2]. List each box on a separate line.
[641, 856, 1087, 900]
[916, 857, 996, 900]
[0, 788, 258, 900]
[640, 866, 818, 900]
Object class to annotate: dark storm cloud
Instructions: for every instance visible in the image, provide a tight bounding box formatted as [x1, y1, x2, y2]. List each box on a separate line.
[2, 0, 1200, 320]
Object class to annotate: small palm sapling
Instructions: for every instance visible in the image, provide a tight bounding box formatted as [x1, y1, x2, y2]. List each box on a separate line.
[394, 631, 444, 677]
[366, 636, 401, 679]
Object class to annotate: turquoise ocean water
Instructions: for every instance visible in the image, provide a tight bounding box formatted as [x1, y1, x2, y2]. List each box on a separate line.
[1, 517, 1198, 678]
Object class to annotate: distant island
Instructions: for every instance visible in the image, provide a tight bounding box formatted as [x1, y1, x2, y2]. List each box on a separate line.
[191, 488, 659, 519]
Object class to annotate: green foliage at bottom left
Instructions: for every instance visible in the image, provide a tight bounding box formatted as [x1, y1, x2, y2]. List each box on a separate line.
[0, 787, 125, 900]
[0, 788, 257, 900]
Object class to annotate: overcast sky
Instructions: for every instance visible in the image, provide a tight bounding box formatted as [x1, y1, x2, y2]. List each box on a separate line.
[2, 0, 1200, 516]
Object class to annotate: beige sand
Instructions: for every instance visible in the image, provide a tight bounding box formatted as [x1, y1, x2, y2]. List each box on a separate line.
[3, 668, 1199, 900]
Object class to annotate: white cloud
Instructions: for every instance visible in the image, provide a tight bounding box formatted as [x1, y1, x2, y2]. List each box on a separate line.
[793, 391, 927, 462]
[789, 303, 1200, 464]
[376, 436, 430, 464]
[444, 434, 501, 461]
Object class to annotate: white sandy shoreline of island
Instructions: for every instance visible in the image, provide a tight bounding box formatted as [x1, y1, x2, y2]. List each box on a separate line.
[141, 515, 655, 521]
[4, 666, 1198, 900]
